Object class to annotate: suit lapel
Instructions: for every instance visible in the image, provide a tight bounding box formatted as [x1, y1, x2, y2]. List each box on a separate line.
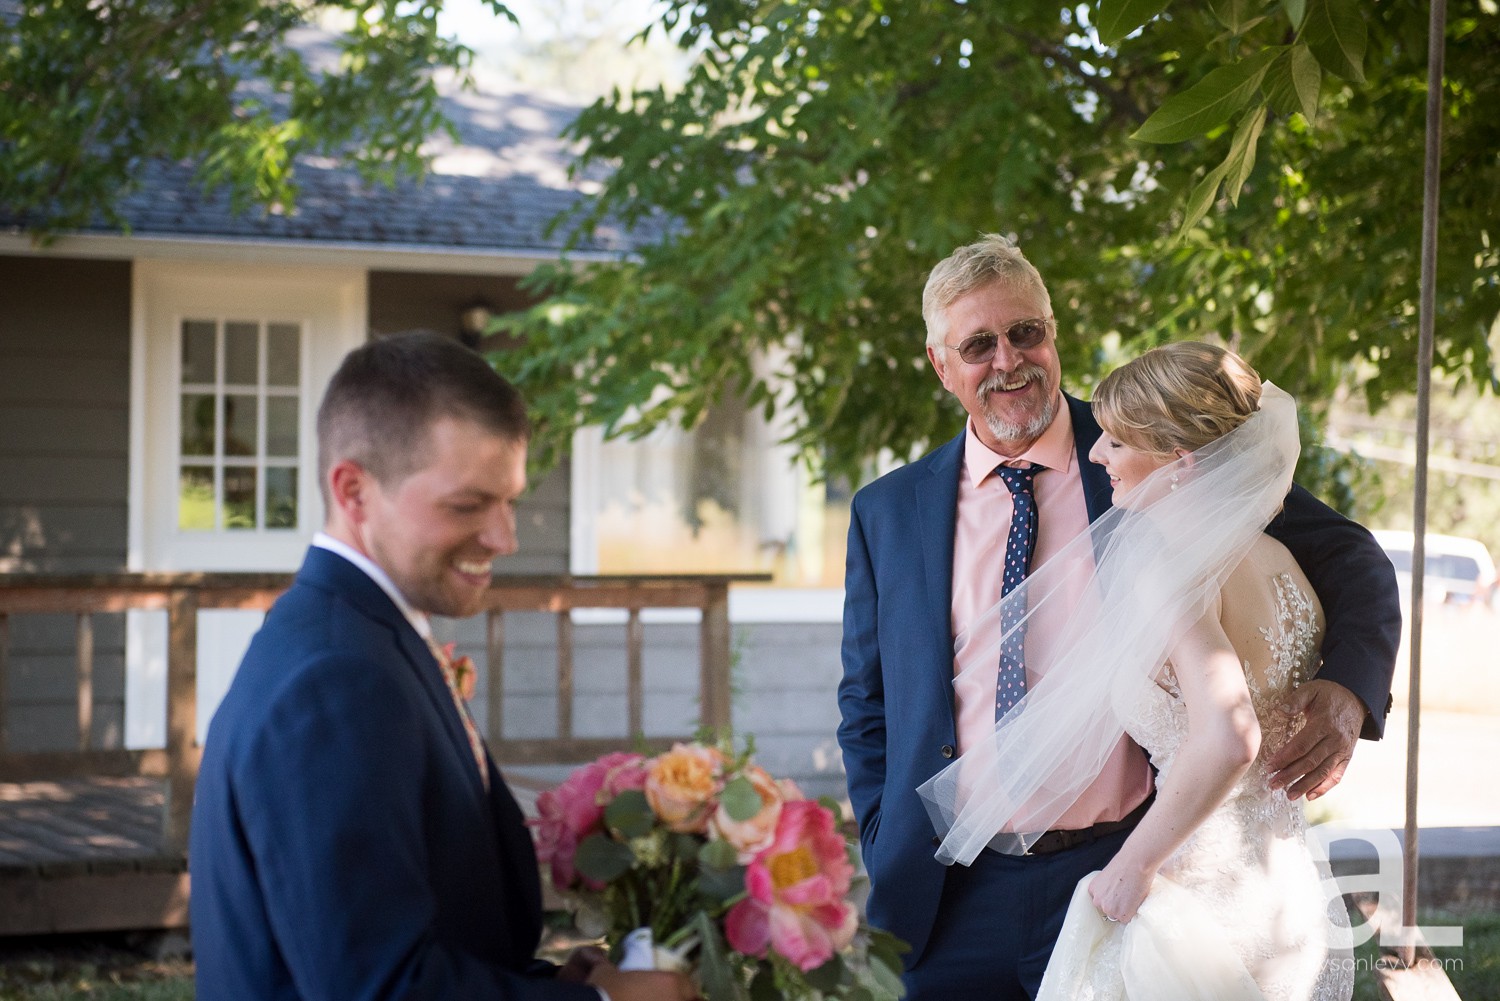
[1067, 394, 1114, 524]
[299, 548, 492, 799]
[917, 433, 964, 732]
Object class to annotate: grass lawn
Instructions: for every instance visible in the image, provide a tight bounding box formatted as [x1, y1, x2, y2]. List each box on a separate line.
[2, 909, 1496, 999]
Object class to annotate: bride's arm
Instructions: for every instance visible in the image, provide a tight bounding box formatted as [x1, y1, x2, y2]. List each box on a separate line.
[1088, 607, 1260, 922]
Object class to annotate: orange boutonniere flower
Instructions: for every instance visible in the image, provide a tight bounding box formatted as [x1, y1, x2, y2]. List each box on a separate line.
[440, 642, 478, 702]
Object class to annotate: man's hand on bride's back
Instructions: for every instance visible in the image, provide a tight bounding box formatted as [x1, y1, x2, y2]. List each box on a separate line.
[1267, 680, 1366, 801]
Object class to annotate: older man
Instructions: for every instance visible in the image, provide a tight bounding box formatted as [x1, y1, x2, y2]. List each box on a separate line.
[837, 235, 1399, 1000]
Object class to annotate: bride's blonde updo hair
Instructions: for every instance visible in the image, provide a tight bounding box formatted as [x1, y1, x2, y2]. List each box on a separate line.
[1094, 342, 1262, 458]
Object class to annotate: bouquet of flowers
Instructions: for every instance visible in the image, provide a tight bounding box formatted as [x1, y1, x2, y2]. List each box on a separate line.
[530, 737, 907, 1000]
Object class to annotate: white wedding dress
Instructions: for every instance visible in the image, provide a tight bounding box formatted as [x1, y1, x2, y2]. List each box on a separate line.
[1038, 539, 1355, 1001]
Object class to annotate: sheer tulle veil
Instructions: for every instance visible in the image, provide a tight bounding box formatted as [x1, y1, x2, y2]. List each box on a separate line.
[917, 382, 1302, 865]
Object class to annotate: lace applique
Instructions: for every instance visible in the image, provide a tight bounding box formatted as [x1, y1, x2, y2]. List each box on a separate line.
[1113, 571, 1351, 1001]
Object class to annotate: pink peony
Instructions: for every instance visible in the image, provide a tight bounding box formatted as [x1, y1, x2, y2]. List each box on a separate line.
[710, 765, 790, 864]
[530, 751, 648, 892]
[644, 742, 725, 833]
[724, 800, 859, 971]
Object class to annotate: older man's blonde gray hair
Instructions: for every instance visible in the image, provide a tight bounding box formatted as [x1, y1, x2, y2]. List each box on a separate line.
[922, 234, 1053, 351]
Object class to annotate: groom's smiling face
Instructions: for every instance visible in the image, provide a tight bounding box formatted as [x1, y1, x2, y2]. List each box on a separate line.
[355, 415, 527, 618]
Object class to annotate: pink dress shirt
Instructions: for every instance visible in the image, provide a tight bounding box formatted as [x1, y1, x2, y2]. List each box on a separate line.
[950, 399, 1152, 831]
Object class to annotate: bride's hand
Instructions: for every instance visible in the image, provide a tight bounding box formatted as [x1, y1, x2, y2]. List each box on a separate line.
[1087, 859, 1155, 923]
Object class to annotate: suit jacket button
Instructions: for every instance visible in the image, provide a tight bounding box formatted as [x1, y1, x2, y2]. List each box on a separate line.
[940, 744, 955, 759]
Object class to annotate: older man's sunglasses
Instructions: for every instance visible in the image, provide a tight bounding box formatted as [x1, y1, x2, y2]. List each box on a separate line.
[945, 316, 1054, 365]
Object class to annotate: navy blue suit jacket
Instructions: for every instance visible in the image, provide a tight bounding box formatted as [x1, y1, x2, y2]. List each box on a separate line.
[836, 395, 1400, 963]
[191, 547, 596, 1001]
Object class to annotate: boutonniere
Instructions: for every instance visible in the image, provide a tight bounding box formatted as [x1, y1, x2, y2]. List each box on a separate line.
[440, 641, 478, 702]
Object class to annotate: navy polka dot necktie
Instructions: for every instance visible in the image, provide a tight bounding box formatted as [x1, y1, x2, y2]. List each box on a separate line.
[995, 463, 1040, 718]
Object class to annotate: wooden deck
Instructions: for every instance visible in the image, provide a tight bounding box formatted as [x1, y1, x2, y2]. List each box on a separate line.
[0, 777, 187, 935]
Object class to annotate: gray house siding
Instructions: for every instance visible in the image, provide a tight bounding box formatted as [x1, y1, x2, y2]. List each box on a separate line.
[1, 254, 132, 750]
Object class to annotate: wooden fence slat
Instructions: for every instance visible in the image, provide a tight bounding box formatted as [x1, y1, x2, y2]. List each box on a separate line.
[163, 588, 198, 854]
[699, 582, 732, 735]
[556, 611, 574, 741]
[486, 609, 505, 742]
[627, 608, 644, 739]
[0, 612, 8, 754]
[76, 613, 94, 752]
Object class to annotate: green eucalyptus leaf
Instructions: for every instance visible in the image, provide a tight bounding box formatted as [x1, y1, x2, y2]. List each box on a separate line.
[696, 861, 749, 904]
[605, 789, 655, 839]
[1132, 48, 1282, 143]
[573, 833, 636, 884]
[699, 837, 741, 870]
[720, 775, 764, 822]
[804, 953, 847, 993]
[689, 910, 741, 1001]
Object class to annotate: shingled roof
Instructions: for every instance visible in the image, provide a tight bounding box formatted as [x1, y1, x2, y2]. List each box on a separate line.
[0, 11, 641, 257]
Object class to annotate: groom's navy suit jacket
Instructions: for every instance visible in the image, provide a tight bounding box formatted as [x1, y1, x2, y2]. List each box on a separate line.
[191, 547, 596, 1001]
[836, 394, 1400, 965]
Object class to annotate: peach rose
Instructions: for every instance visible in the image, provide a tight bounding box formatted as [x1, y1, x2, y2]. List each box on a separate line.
[644, 742, 725, 833]
[710, 765, 790, 864]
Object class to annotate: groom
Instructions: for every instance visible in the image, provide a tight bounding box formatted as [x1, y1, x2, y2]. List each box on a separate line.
[191, 333, 695, 1001]
[836, 235, 1401, 1000]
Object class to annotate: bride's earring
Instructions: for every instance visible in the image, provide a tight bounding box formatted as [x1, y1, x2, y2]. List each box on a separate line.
[1169, 473, 1180, 491]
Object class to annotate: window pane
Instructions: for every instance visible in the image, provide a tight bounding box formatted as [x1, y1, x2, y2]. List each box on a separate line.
[224, 321, 259, 385]
[180, 394, 217, 457]
[179, 466, 216, 531]
[267, 324, 300, 387]
[223, 467, 257, 529]
[266, 467, 298, 528]
[266, 397, 298, 458]
[181, 321, 216, 384]
[224, 394, 258, 457]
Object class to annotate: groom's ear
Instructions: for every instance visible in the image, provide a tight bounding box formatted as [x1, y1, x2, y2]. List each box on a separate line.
[327, 459, 374, 524]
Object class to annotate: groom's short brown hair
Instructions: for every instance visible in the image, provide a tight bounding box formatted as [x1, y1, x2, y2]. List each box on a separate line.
[316, 332, 530, 506]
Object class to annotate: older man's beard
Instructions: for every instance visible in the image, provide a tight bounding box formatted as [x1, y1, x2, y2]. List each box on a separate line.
[978, 365, 1057, 447]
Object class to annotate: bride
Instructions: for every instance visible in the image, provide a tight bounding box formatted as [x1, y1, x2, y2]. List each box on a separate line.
[919, 342, 1353, 1000]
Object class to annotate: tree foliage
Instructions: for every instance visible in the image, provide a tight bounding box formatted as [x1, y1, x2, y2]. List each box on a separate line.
[0, 0, 513, 234]
[502, 0, 1499, 488]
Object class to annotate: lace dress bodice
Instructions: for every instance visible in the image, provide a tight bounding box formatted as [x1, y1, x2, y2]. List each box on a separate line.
[1108, 551, 1354, 1001]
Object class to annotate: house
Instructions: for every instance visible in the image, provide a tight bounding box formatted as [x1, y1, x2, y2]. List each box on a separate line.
[0, 43, 850, 800]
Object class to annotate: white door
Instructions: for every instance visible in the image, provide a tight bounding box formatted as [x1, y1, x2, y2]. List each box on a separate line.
[126, 261, 366, 746]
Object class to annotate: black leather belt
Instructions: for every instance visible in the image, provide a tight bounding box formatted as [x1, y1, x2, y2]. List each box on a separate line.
[985, 794, 1153, 856]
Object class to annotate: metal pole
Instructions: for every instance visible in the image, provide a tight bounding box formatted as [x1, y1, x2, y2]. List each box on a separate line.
[1402, 0, 1448, 968]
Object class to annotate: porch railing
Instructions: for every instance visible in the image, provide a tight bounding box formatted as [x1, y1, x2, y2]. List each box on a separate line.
[0, 571, 767, 855]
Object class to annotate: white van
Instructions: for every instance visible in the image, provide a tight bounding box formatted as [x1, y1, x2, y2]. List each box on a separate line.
[1372, 530, 1497, 608]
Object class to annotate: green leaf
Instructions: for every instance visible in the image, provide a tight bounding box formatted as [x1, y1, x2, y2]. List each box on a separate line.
[1223, 106, 1268, 205]
[689, 910, 741, 1001]
[699, 837, 741, 870]
[1290, 43, 1322, 122]
[1177, 157, 1232, 238]
[1281, 0, 1307, 29]
[750, 965, 779, 1001]
[1096, 0, 1172, 45]
[1208, 0, 1255, 34]
[573, 833, 636, 883]
[604, 790, 655, 839]
[1132, 48, 1282, 143]
[869, 949, 907, 999]
[696, 861, 749, 904]
[1303, 0, 1367, 83]
[719, 775, 763, 822]
[804, 953, 846, 993]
